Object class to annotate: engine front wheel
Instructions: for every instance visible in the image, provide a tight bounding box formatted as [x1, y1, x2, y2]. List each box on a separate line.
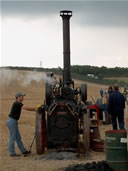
[35, 110, 46, 154]
[81, 84, 87, 103]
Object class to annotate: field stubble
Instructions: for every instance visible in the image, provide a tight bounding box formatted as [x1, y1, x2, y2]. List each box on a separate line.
[0, 69, 113, 171]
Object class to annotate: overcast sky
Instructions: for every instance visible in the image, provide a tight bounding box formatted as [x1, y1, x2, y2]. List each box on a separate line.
[1, 0, 128, 68]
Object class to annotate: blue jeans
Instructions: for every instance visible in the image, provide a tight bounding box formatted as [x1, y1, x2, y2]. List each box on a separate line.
[6, 117, 26, 155]
[104, 104, 108, 122]
[111, 112, 124, 130]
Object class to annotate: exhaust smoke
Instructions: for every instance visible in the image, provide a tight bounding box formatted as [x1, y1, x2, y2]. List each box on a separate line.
[0, 68, 54, 87]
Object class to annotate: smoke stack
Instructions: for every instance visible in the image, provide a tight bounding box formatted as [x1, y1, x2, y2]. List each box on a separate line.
[60, 10, 72, 87]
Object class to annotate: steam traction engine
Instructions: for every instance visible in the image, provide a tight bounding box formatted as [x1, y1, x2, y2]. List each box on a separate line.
[35, 10, 90, 154]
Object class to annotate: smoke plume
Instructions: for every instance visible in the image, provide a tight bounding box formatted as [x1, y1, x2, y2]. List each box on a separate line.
[0, 68, 53, 87]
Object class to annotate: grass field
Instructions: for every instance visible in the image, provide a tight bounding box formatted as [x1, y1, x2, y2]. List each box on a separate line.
[104, 77, 128, 83]
[1, 69, 126, 171]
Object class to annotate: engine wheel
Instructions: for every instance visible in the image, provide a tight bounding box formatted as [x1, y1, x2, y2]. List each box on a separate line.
[83, 110, 90, 153]
[45, 81, 52, 105]
[81, 84, 87, 102]
[35, 110, 46, 154]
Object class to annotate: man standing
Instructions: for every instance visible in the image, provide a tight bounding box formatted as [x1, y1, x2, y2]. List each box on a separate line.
[104, 86, 113, 124]
[6, 92, 37, 157]
[108, 84, 125, 130]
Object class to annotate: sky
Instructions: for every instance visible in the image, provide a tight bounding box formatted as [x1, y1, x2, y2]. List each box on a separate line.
[1, 0, 128, 68]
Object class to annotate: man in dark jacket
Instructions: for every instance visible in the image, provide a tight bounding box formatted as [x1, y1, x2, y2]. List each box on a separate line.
[108, 84, 125, 130]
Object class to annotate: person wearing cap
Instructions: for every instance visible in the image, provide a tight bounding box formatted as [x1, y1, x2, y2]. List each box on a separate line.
[104, 86, 113, 124]
[108, 84, 125, 130]
[6, 92, 37, 157]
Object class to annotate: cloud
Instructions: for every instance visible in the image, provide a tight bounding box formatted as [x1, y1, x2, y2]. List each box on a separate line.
[1, 0, 128, 68]
[1, 1, 128, 27]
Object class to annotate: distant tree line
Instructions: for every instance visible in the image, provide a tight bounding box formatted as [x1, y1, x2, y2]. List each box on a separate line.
[1, 65, 128, 87]
[71, 65, 128, 78]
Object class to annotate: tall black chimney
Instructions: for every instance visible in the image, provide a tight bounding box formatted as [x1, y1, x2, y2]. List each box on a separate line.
[60, 10, 72, 87]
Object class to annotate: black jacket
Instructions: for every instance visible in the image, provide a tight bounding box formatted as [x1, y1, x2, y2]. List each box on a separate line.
[108, 91, 125, 114]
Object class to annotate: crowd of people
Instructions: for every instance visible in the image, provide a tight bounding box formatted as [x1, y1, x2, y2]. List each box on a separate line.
[100, 84, 126, 130]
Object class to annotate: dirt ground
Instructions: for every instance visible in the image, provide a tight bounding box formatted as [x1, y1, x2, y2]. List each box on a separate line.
[0, 69, 118, 171]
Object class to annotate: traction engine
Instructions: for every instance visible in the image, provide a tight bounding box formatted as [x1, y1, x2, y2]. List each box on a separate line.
[35, 10, 90, 155]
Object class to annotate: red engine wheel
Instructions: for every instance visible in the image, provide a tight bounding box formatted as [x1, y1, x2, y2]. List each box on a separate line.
[35, 110, 46, 154]
[82, 110, 90, 153]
